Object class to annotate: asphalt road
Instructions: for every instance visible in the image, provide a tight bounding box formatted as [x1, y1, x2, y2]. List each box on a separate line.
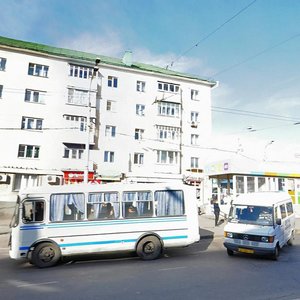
[0, 236, 300, 300]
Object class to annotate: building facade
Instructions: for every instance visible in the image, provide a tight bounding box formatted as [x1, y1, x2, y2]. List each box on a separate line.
[0, 36, 217, 201]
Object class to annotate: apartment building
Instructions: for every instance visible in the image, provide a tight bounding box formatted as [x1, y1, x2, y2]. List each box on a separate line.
[0, 36, 217, 201]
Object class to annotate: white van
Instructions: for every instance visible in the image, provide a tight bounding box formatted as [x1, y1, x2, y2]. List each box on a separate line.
[224, 192, 295, 260]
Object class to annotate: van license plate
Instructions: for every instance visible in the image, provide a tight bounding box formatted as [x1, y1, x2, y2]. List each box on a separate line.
[238, 248, 254, 254]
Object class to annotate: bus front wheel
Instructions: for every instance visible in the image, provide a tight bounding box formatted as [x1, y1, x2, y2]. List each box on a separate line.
[136, 236, 162, 260]
[31, 242, 61, 268]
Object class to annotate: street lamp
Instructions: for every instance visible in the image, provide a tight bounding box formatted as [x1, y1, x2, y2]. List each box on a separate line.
[84, 58, 101, 184]
[263, 140, 274, 161]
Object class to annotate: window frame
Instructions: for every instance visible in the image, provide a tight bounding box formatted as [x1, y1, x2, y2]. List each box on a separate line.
[137, 80, 146, 92]
[18, 144, 40, 159]
[108, 76, 118, 88]
[21, 116, 43, 130]
[104, 151, 115, 163]
[157, 81, 180, 93]
[28, 63, 49, 77]
[0, 57, 7, 71]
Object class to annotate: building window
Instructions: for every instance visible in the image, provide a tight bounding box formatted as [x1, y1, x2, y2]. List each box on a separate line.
[191, 89, 199, 100]
[108, 76, 118, 88]
[156, 150, 178, 164]
[191, 111, 199, 122]
[64, 115, 87, 131]
[105, 125, 116, 137]
[24, 89, 46, 103]
[158, 81, 179, 93]
[0, 85, 3, 98]
[63, 143, 84, 159]
[69, 64, 93, 79]
[136, 104, 145, 116]
[104, 151, 114, 163]
[67, 88, 91, 106]
[0, 57, 6, 71]
[13, 174, 39, 191]
[134, 153, 144, 165]
[135, 128, 144, 140]
[191, 157, 199, 168]
[18, 145, 40, 159]
[21, 117, 43, 130]
[156, 125, 180, 141]
[28, 63, 49, 77]
[191, 134, 199, 145]
[158, 102, 180, 117]
[137, 81, 146, 92]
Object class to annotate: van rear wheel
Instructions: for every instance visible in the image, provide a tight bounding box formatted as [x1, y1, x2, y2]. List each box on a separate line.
[287, 231, 295, 246]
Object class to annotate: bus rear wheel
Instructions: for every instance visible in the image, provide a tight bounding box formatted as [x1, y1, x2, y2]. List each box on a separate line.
[136, 236, 162, 260]
[31, 242, 61, 268]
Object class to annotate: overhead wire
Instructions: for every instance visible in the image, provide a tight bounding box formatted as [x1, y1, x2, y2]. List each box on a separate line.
[166, 0, 258, 69]
[208, 32, 300, 79]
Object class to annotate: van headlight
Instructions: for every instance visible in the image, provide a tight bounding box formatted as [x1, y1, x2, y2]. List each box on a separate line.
[224, 232, 233, 238]
[261, 236, 274, 243]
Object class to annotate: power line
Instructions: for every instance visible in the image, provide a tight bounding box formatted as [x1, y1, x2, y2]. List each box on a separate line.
[212, 105, 300, 122]
[166, 0, 257, 69]
[209, 33, 300, 78]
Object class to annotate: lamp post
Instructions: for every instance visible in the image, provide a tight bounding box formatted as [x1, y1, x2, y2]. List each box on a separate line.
[84, 58, 100, 184]
[263, 140, 274, 161]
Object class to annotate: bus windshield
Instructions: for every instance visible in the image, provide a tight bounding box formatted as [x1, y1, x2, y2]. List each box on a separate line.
[228, 205, 273, 226]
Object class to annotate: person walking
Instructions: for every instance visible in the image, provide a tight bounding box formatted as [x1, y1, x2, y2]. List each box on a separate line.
[213, 200, 220, 226]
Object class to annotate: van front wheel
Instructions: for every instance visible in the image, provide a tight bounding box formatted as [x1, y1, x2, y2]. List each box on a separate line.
[271, 245, 280, 261]
[227, 249, 234, 256]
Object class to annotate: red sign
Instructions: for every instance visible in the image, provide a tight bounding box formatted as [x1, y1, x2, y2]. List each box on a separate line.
[63, 171, 94, 183]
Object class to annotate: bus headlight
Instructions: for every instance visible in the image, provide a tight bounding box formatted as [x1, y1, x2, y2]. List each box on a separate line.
[224, 232, 233, 238]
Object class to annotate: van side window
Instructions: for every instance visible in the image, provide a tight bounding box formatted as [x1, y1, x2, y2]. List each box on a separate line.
[286, 202, 293, 216]
[22, 200, 44, 223]
[280, 204, 287, 219]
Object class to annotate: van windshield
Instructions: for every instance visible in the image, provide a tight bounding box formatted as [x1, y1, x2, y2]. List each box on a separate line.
[228, 205, 273, 226]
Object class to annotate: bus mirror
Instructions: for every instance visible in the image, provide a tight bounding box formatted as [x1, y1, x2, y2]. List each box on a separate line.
[276, 218, 282, 226]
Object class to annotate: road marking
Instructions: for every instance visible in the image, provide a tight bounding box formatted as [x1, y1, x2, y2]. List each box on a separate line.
[17, 281, 58, 288]
[158, 266, 186, 271]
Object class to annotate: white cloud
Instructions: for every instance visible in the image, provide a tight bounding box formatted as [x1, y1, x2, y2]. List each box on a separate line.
[58, 31, 124, 58]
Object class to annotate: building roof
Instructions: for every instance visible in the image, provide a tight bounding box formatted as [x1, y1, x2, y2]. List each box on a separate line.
[0, 35, 217, 87]
[232, 192, 292, 206]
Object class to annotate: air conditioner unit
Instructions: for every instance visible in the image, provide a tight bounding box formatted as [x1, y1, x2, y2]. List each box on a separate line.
[47, 175, 57, 183]
[191, 121, 198, 128]
[0, 174, 8, 183]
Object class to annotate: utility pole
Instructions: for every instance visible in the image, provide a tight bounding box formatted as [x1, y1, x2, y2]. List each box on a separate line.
[84, 58, 100, 184]
[179, 88, 183, 175]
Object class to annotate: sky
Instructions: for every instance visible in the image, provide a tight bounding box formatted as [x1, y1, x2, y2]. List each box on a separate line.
[1, 0, 300, 162]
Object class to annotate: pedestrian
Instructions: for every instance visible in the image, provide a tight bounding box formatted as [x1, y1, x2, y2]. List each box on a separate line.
[212, 199, 220, 226]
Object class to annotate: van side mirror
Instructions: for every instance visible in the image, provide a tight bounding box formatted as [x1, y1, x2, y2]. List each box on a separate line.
[276, 218, 282, 226]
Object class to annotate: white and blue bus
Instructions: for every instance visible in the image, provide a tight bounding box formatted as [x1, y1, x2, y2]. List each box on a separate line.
[9, 183, 200, 268]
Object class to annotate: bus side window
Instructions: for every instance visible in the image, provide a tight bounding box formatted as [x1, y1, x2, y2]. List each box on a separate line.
[22, 200, 44, 223]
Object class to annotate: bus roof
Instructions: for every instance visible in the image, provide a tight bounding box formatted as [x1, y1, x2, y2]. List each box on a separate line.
[19, 182, 192, 196]
[232, 192, 292, 207]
